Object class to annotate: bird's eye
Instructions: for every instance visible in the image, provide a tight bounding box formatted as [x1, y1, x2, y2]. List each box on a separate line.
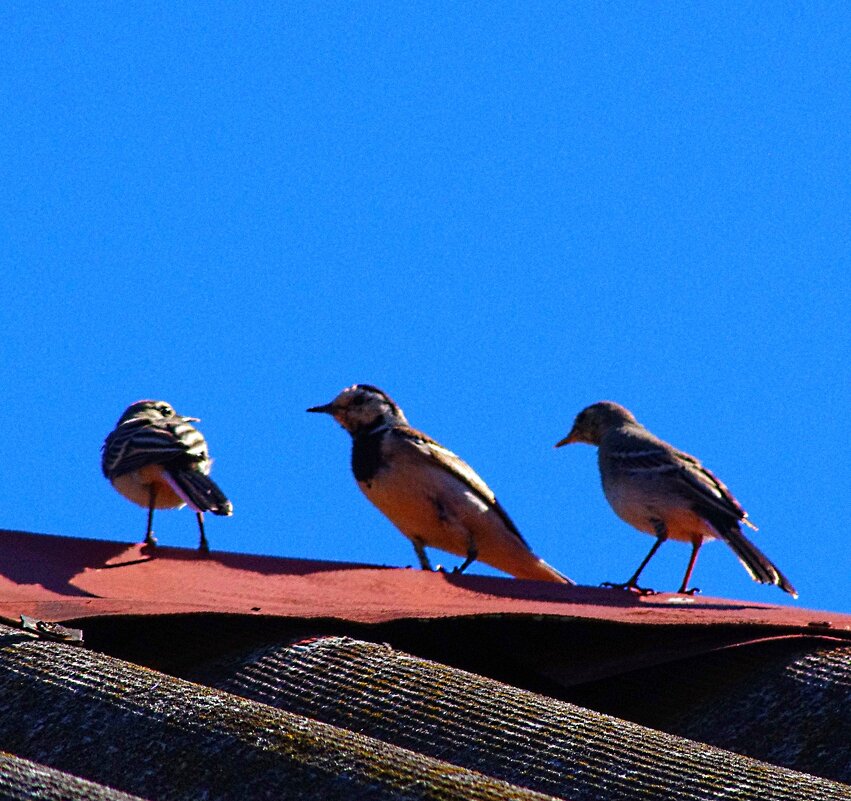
[352, 396, 365, 407]
[159, 405, 173, 416]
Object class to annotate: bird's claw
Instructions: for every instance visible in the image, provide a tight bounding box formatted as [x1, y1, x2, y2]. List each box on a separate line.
[601, 581, 657, 596]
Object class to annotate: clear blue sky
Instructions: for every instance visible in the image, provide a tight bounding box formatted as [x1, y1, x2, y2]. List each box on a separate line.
[1, 4, 848, 612]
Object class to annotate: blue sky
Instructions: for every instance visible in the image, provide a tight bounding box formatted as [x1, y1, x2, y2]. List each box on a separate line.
[1, 4, 848, 612]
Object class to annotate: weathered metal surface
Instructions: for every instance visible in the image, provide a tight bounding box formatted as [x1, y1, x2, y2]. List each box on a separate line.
[1, 529, 848, 631]
[0, 624, 558, 801]
[189, 635, 851, 801]
[0, 752, 147, 801]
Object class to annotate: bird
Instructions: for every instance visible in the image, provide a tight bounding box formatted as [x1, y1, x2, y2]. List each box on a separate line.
[556, 401, 796, 597]
[102, 400, 233, 552]
[308, 384, 572, 583]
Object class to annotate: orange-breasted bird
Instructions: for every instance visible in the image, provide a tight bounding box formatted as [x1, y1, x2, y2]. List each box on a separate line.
[309, 384, 572, 583]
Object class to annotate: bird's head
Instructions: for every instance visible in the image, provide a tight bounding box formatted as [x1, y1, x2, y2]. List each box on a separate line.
[307, 384, 407, 434]
[114, 399, 195, 427]
[555, 401, 638, 447]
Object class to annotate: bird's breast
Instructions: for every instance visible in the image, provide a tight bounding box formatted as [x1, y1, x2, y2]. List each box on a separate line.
[358, 456, 489, 538]
[602, 472, 718, 543]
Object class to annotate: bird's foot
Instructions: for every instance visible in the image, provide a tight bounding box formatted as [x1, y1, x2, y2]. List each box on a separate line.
[601, 581, 657, 596]
[141, 533, 158, 553]
[677, 587, 701, 596]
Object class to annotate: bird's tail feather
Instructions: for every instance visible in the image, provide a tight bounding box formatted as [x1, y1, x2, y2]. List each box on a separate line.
[531, 559, 576, 585]
[497, 555, 575, 585]
[164, 470, 233, 516]
[722, 525, 797, 597]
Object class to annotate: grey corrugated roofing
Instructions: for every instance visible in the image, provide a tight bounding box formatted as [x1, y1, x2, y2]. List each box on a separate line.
[1, 624, 849, 801]
[567, 635, 851, 781]
[0, 623, 558, 801]
[191, 634, 851, 796]
[0, 752, 146, 801]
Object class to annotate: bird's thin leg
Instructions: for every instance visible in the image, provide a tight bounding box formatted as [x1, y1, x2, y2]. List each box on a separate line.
[412, 539, 433, 571]
[144, 485, 158, 547]
[678, 539, 702, 594]
[196, 512, 210, 554]
[603, 520, 667, 595]
[454, 533, 479, 574]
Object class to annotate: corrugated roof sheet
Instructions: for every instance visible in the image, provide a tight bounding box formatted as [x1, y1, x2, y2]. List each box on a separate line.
[192, 634, 851, 790]
[0, 623, 559, 801]
[0, 529, 849, 799]
[0, 752, 147, 801]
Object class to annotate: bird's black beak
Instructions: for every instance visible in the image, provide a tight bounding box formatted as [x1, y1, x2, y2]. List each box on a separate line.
[307, 403, 335, 414]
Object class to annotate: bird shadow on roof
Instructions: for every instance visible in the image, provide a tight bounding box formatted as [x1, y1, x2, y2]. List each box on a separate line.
[0, 529, 130, 597]
[438, 570, 771, 611]
[96, 545, 380, 577]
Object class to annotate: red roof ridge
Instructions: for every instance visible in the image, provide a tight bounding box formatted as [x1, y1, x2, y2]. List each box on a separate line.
[1, 528, 848, 633]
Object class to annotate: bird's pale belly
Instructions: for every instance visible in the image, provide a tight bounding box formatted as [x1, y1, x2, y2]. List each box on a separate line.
[112, 466, 185, 509]
[603, 479, 717, 544]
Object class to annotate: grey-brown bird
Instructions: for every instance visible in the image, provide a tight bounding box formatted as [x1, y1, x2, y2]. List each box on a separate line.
[102, 400, 233, 552]
[556, 401, 796, 597]
[308, 384, 572, 583]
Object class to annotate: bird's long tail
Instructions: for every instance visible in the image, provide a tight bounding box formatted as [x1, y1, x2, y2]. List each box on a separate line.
[515, 557, 576, 584]
[721, 525, 797, 597]
[483, 549, 575, 584]
[164, 470, 233, 516]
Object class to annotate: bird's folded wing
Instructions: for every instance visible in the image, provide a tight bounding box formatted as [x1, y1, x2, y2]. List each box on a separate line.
[394, 426, 530, 547]
[607, 442, 750, 522]
[102, 419, 202, 478]
[394, 426, 496, 502]
[672, 449, 753, 524]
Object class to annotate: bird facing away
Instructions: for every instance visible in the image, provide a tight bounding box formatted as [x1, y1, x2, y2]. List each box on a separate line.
[556, 401, 796, 597]
[102, 400, 233, 552]
[308, 384, 572, 583]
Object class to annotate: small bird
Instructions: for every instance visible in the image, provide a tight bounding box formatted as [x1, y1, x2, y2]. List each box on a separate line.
[308, 384, 572, 583]
[102, 400, 233, 552]
[556, 401, 796, 597]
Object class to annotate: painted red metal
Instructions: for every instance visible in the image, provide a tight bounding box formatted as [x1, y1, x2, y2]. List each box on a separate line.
[1, 529, 849, 634]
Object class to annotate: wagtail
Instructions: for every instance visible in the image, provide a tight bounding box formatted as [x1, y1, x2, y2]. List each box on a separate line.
[556, 401, 796, 596]
[102, 400, 232, 552]
[309, 384, 572, 583]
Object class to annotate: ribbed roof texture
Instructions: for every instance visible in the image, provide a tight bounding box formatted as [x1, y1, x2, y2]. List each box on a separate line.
[0, 529, 849, 800]
[0, 752, 147, 801]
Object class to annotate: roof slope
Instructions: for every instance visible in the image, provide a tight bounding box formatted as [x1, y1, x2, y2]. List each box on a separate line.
[0, 529, 849, 799]
[193, 634, 851, 796]
[2, 529, 847, 630]
[2, 624, 850, 801]
[0, 623, 557, 801]
[0, 752, 146, 801]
